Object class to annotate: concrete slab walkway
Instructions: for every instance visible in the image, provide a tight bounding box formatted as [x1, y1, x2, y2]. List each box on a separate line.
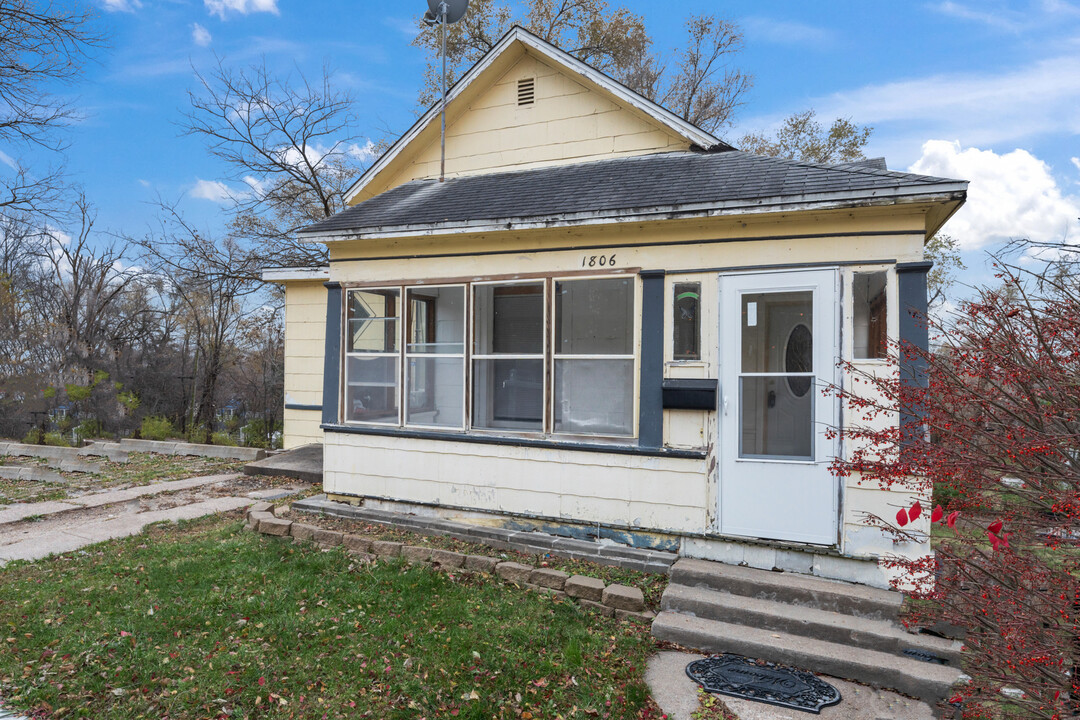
[243, 443, 322, 483]
[0, 496, 252, 563]
[0, 474, 237, 526]
[646, 651, 936, 720]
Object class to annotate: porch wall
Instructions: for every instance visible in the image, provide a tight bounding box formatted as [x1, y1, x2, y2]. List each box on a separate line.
[324, 431, 709, 534]
[283, 280, 327, 448]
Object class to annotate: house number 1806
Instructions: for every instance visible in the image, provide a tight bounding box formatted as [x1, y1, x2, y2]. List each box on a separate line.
[581, 254, 616, 267]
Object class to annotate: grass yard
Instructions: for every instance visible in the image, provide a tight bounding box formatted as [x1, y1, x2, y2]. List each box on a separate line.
[0, 514, 665, 720]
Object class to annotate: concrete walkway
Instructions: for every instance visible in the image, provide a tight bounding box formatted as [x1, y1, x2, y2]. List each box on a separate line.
[0, 474, 237, 525]
[244, 443, 322, 483]
[0, 473, 295, 564]
[0, 496, 252, 563]
[646, 651, 936, 720]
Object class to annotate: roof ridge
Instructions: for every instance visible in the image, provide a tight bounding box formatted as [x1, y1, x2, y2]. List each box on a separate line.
[730, 149, 950, 184]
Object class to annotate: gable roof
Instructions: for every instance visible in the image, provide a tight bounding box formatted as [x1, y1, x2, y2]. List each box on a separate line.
[343, 25, 730, 204]
[300, 149, 968, 240]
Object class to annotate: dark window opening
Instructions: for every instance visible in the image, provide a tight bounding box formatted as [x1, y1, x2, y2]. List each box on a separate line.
[673, 283, 701, 360]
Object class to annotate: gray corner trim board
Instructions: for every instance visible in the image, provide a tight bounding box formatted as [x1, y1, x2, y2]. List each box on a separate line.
[321, 283, 343, 426]
[639, 270, 666, 449]
[320, 423, 706, 460]
[897, 262, 932, 445]
[285, 403, 323, 412]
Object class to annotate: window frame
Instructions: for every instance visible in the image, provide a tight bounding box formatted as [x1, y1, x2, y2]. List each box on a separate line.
[343, 286, 403, 426]
[338, 272, 639, 442]
[550, 275, 638, 439]
[470, 279, 549, 435]
[404, 284, 468, 431]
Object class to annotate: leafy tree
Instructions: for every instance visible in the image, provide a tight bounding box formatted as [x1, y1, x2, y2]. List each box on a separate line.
[412, 1, 752, 133]
[739, 109, 872, 164]
[830, 239, 1080, 718]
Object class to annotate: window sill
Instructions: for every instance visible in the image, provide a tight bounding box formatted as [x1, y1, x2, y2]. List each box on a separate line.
[320, 423, 707, 459]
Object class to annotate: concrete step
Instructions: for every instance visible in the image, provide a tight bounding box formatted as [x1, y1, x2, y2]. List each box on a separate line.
[670, 558, 902, 621]
[662, 584, 963, 666]
[652, 611, 964, 705]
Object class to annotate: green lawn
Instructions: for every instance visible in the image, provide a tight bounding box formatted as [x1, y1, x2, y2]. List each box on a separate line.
[0, 515, 664, 719]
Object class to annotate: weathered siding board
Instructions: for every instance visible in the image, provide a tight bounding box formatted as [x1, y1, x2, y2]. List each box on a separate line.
[324, 431, 707, 533]
[283, 281, 327, 447]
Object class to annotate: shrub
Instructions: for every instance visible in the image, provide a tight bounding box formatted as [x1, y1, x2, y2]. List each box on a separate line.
[211, 431, 236, 446]
[139, 416, 175, 441]
[75, 418, 107, 441]
[22, 428, 43, 445]
[42, 431, 71, 447]
[185, 425, 209, 444]
[240, 418, 282, 449]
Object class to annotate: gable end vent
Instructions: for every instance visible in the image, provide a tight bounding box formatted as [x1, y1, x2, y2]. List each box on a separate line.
[517, 78, 535, 106]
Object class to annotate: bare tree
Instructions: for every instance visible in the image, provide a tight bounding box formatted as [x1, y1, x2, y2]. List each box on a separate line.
[31, 194, 141, 383]
[0, 0, 104, 217]
[132, 202, 262, 437]
[182, 60, 364, 269]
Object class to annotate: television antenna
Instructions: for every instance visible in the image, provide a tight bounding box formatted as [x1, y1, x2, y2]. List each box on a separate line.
[423, 0, 470, 182]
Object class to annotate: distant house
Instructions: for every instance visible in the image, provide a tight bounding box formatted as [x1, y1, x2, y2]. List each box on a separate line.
[265, 27, 967, 588]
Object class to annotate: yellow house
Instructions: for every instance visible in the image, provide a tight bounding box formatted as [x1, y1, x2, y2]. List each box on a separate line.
[267, 27, 966, 589]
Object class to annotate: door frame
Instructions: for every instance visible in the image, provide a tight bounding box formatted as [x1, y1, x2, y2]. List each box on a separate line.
[714, 267, 843, 545]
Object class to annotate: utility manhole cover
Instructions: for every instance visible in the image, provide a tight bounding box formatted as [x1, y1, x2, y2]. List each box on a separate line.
[686, 654, 842, 714]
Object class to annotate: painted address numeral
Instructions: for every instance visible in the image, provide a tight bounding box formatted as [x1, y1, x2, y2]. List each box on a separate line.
[581, 254, 617, 268]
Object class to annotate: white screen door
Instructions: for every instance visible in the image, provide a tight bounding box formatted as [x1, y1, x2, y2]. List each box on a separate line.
[718, 269, 840, 545]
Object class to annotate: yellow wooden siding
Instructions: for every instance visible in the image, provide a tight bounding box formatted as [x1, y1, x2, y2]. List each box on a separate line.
[368, 52, 687, 196]
[324, 432, 708, 533]
[283, 281, 327, 446]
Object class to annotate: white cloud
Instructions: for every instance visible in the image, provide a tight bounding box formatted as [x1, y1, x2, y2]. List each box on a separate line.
[190, 178, 240, 204]
[383, 16, 420, 37]
[1072, 157, 1080, 175]
[101, 0, 142, 12]
[0, 149, 16, 170]
[348, 140, 378, 165]
[929, 1, 1024, 30]
[204, 0, 279, 20]
[735, 54, 1080, 167]
[909, 140, 1080, 249]
[742, 17, 835, 47]
[137, 179, 151, 188]
[191, 23, 212, 47]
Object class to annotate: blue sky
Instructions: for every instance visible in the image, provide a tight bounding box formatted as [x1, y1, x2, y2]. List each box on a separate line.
[6, 0, 1080, 287]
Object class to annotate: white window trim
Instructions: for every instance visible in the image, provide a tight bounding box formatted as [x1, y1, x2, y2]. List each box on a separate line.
[339, 275, 640, 442]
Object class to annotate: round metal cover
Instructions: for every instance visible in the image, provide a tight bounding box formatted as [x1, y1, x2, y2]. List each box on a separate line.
[426, 0, 470, 23]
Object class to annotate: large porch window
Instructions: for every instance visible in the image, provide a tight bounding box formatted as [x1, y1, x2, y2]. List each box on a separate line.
[342, 275, 636, 439]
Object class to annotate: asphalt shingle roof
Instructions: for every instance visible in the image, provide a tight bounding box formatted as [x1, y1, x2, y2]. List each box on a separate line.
[299, 150, 964, 237]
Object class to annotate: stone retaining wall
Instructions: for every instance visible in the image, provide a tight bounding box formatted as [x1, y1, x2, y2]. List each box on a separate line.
[292, 495, 676, 575]
[246, 502, 655, 623]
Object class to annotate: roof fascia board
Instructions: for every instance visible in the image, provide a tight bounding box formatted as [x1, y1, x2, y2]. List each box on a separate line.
[342, 26, 724, 204]
[301, 184, 969, 242]
[261, 267, 330, 282]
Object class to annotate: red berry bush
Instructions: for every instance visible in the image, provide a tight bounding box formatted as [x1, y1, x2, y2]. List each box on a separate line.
[830, 249, 1079, 719]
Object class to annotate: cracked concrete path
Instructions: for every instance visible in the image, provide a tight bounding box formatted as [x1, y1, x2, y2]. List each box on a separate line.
[0, 496, 252, 563]
[0, 474, 237, 526]
[0, 473, 289, 564]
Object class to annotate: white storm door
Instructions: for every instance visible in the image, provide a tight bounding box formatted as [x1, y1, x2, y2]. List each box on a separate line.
[718, 269, 840, 545]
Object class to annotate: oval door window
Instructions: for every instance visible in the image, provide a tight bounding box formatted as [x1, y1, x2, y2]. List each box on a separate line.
[785, 323, 813, 397]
